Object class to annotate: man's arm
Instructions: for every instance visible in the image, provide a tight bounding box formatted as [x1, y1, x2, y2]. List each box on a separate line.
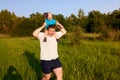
[32, 23, 46, 39]
[56, 22, 67, 35]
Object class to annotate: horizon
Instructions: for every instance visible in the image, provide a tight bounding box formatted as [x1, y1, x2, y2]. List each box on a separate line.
[0, 0, 120, 17]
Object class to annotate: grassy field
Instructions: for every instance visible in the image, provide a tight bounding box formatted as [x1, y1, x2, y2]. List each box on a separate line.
[0, 37, 120, 80]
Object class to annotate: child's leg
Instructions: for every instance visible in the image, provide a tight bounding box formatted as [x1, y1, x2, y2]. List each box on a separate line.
[54, 32, 59, 42]
[43, 29, 48, 42]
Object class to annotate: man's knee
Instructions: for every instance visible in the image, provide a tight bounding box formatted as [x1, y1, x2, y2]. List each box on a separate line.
[56, 75, 62, 80]
[42, 74, 51, 80]
[56, 77, 62, 80]
[53, 67, 63, 80]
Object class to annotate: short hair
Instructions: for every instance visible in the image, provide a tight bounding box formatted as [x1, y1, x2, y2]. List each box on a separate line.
[47, 25, 56, 30]
[43, 12, 48, 18]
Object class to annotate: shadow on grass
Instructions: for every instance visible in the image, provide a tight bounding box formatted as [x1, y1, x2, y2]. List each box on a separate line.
[3, 65, 22, 80]
[22, 51, 42, 80]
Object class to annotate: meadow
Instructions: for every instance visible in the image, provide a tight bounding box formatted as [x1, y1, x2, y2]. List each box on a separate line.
[0, 37, 120, 80]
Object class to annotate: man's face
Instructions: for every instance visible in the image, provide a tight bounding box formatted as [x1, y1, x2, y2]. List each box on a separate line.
[48, 28, 55, 36]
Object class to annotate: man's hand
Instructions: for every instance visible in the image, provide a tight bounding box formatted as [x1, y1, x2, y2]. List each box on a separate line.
[56, 22, 67, 35]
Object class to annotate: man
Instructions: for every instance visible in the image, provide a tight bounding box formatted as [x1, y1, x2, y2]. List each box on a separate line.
[32, 22, 66, 80]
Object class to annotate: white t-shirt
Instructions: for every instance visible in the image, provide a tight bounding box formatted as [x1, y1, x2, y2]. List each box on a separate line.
[38, 32, 63, 60]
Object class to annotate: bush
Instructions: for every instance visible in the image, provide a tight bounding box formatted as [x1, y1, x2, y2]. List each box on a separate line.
[66, 26, 84, 46]
[100, 29, 120, 41]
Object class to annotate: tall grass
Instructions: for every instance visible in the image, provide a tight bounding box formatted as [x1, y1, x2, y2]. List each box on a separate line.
[0, 38, 120, 80]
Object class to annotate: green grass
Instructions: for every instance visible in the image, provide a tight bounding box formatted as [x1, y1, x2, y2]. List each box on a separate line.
[0, 37, 120, 80]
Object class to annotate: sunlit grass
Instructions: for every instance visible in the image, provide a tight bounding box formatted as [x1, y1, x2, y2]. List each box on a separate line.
[0, 37, 120, 80]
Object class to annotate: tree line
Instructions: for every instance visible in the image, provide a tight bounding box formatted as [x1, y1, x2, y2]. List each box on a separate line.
[0, 9, 120, 41]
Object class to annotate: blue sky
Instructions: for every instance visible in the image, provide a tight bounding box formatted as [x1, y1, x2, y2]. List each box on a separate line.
[0, 0, 120, 17]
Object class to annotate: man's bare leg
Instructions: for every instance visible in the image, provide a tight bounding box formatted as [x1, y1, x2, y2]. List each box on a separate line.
[42, 73, 51, 80]
[53, 67, 63, 80]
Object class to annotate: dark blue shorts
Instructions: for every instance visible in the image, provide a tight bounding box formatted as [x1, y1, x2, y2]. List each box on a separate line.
[40, 58, 62, 74]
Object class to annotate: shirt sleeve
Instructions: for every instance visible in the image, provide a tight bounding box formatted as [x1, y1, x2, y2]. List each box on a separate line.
[56, 32, 64, 38]
[38, 32, 44, 40]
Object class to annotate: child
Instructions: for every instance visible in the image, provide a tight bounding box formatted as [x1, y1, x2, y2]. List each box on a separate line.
[43, 12, 60, 42]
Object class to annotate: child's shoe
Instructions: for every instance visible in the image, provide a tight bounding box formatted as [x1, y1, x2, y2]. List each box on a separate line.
[43, 37, 47, 42]
[56, 39, 59, 42]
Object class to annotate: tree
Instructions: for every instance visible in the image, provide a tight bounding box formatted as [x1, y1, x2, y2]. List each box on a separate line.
[78, 9, 85, 19]
[86, 10, 106, 33]
[0, 9, 17, 34]
[109, 9, 120, 30]
[77, 9, 87, 28]
[11, 18, 38, 37]
[30, 12, 44, 26]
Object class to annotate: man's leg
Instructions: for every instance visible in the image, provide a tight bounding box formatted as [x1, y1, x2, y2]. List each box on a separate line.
[42, 73, 51, 80]
[53, 67, 63, 80]
[41, 60, 52, 80]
